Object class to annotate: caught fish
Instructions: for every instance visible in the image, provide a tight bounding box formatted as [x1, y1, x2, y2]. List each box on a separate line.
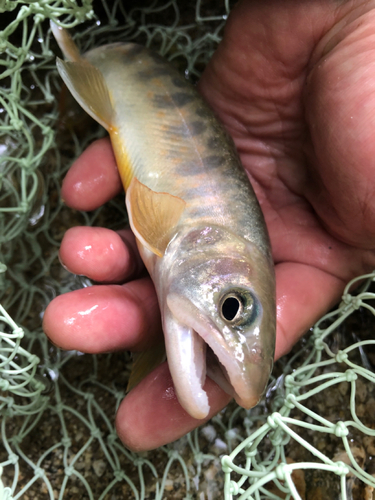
[51, 21, 276, 419]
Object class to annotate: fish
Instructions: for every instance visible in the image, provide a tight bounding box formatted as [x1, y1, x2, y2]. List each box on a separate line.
[50, 21, 276, 419]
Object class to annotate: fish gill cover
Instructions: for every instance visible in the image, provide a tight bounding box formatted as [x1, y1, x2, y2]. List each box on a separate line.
[1, 1, 375, 499]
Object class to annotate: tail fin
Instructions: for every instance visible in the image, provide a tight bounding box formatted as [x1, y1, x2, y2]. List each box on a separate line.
[50, 21, 81, 62]
[51, 21, 114, 131]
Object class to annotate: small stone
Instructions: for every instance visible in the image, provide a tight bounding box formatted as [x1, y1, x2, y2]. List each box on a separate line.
[355, 378, 367, 403]
[338, 381, 349, 396]
[333, 445, 366, 476]
[364, 437, 375, 456]
[366, 398, 375, 416]
[307, 486, 328, 500]
[92, 459, 106, 477]
[200, 425, 216, 442]
[164, 479, 174, 491]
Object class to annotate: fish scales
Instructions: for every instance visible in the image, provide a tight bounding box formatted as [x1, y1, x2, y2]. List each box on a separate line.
[85, 44, 269, 254]
[52, 23, 276, 420]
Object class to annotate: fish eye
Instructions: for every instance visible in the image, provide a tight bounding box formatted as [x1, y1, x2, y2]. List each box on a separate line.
[219, 289, 257, 326]
[221, 294, 243, 322]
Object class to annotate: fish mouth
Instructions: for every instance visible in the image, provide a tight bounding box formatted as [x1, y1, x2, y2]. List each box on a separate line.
[164, 294, 272, 420]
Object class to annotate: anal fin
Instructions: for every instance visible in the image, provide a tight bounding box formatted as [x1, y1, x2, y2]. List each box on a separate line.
[127, 342, 166, 391]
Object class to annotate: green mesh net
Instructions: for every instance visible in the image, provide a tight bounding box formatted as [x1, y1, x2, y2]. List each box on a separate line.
[1, 1, 375, 499]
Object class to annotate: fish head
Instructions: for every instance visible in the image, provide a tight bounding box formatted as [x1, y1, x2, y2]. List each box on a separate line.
[160, 225, 276, 419]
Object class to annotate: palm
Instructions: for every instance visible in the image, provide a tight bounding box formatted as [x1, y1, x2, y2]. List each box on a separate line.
[44, 0, 375, 450]
[198, 0, 375, 357]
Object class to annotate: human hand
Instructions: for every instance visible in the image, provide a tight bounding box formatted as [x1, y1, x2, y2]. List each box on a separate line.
[43, 0, 375, 451]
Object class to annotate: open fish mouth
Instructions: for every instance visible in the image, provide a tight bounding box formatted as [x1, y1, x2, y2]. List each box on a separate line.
[164, 294, 272, 419]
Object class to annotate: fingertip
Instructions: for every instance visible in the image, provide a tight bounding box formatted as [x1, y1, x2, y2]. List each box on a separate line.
[61, 137, 122, 211]
[59, 226, 142, 283]
[43, 280, 161, 353]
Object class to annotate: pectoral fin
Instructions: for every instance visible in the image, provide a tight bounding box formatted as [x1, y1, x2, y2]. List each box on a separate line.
[126, 177, 186, 257]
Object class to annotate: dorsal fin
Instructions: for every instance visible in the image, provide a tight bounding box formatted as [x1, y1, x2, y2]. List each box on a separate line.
[126, 177, 186, 257]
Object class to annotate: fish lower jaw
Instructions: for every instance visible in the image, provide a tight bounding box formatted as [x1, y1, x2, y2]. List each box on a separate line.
[175, 385, 210, 420]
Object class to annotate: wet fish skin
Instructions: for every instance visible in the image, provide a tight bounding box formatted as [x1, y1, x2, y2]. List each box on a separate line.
[51, 22, 276, 419]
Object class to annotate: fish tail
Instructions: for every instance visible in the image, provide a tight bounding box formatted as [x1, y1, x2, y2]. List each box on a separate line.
[50, 21, 81, 63]
[51, 21, 114, 131]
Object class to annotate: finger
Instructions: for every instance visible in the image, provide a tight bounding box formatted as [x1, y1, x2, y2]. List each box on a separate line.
[43, 278, 161, 353]
[59, 227, 144, 283]
[274, 262, 345, 360]
[61, 137, 122, 211]
[116, 362, 231, 452]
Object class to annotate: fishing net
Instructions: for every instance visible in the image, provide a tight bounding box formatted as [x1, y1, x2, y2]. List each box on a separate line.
[1, 1, 375, 499]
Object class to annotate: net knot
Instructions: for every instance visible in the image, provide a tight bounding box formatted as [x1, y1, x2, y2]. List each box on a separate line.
[342, 293, 362, 310]
[0, 379, 10, 390]
[221, 455, 232, 473]
[333, 461, 349, 476]
[64, 466, 75, 477]
[19, 201, 29, 213]
[285, 394, 296, 409]
[10, 118, 23, 130]
[334, 422, 349, 438]
[229, 481, 240, 495]
[267, 413, 280, 430]
[61, 437, 71, 447]
[33, 13, 45, 23]
[335, 350, 348, 363]
[314, 337, 325, 350]
[90, 428, 101, 439]
[12, 327, 24, 337]
[107, 433, 117, 445]
[345, 369, 357, 383]
[275, 462, 290, 481]
[114, 470, 126, 481]
[33, 467, 45, 478]
[244, 447, 257, 458]
[284, 374, 294, 388]
[8, 453, 18, 464]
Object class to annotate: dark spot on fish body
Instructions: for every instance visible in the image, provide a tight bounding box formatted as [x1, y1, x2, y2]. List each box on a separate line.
[117, 44, 146, 63]
[202, 155, 223, 169]
[195, 105, 213, 119]
[175, 159, 202, 176]
[171, 76, 188, 88]
[167, 123, 188, 136]
[148, 51, 169, 65]
[137, 66, 173, 81]
[206, 136, 219, 150]
[137, 68, 153, 80]
[189, 120, 206, 136]
[153, 94, 174, 109]
[171, 92, 195, 107]
[175, 154, 223, 176]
